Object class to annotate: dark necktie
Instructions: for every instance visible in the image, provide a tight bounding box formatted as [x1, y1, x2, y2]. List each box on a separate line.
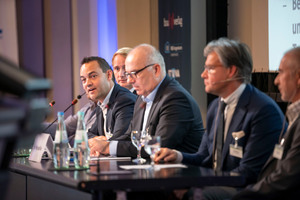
[216, 101, 226, 171]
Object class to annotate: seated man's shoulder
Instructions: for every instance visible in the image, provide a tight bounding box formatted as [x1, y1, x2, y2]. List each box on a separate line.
[248, 85, 280, 108]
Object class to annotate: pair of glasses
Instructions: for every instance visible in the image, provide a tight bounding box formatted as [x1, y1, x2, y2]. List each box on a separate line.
[124, 64, 155, 79]
[203, 65, 223, 74]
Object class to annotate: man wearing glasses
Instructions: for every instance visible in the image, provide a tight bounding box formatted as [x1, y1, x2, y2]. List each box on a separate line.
[89, 43, 205, 157]
[155, 38, 286, 199]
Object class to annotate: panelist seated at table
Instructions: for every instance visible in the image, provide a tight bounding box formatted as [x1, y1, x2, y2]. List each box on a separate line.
[80, 56, 136, 143]
[112, 47, 136, 93]
[154, 38, 286, 199]
[89, 44, 205, 157]
[44, 95, 97, 146]
[232, 47, 300, 200]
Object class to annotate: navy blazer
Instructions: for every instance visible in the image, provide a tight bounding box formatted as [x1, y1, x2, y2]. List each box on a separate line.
[182, 84, 285, 184]
[87, 84, 136, 140]
[116, 75, 205, 157]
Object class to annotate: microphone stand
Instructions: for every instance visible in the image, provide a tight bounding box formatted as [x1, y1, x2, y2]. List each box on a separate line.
[43, 92, 86, 132]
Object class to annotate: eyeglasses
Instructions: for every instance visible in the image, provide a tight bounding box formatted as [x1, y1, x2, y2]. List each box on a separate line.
[203, 65, 223, 74]
[124, 63, 155, 79]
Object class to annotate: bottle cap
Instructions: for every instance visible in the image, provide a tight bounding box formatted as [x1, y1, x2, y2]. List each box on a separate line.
[57, 111, 64, 116]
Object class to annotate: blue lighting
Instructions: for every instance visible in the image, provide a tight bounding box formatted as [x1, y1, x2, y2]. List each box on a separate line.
[97, 0, 118, 67]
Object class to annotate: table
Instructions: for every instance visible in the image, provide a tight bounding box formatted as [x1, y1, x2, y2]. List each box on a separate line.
[7, 157, 245, 200]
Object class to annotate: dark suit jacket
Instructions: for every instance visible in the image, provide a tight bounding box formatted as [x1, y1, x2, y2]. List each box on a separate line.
[182, 84, 285, 184]
[116, 75, 205, 157]
[87, 84, 136, 140]
[233, 116, 300, 200]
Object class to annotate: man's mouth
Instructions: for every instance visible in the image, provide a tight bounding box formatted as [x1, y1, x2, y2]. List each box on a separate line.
[88, 88, 96, 93]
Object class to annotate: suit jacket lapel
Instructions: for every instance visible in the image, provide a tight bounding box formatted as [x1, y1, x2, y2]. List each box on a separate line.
[132, 97, 146, 131]
[145, 76, 171, 131]
[96, 107, 105, 136]
[105, 84, 118, 133]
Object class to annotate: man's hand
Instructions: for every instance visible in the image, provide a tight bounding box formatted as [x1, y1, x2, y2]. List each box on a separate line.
[89, 137, 110, 156]
[154, 148, 177, 163]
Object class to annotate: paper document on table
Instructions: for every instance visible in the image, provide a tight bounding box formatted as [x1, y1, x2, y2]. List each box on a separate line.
[90, 156, 131, 161]
[119, 164, 187, 170]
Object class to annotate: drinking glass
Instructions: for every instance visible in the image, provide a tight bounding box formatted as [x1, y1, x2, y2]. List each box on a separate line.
[144, 136, 161, 167]
[131, 130, 148, 164]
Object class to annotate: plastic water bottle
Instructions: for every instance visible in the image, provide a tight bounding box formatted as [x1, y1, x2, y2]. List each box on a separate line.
[53, 112, 70, 168]
[73, 111, 90, 168]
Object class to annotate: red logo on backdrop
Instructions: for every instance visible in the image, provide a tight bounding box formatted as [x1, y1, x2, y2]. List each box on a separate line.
[169, 13, 174, 29]
[163, 13, 183, 30]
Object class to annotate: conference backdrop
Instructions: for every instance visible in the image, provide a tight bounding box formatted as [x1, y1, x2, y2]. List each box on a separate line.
[159, 0, 191, 92]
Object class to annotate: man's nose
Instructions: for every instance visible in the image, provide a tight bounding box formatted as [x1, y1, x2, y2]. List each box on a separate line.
[201, 69, 207, 78]
[127, 75, 135, 84]
[120, 68, 126, 77]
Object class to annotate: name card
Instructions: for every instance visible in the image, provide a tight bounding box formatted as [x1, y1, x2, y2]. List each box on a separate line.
[29, 133, 53, 162]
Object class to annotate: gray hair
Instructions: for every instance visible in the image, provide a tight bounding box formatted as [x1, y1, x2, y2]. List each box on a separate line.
[204, 37, 253, 83]
[284, 47, 300, 72]
[134, 44, 166, 73]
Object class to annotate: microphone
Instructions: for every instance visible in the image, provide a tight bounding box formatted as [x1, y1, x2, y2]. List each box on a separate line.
[211, 77, 245, 85]
[49, 100, 55, 107]
[43, 92, 86, 132]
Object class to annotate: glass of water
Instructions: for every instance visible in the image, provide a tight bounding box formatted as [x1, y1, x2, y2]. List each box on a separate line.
[131, 130, 148, 164]
[144, 136, 161, 167]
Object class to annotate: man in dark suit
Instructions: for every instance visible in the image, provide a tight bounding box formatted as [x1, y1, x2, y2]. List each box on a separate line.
[155, 38, 285, 199]
[89, 44, 205, 157]
[233, 47, 300, 200]
[79, 56, 136, 145]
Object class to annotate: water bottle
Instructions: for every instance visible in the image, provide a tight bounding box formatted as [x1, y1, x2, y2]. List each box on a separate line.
[53, 112, 70, 168]
[73, 111, 90, 168]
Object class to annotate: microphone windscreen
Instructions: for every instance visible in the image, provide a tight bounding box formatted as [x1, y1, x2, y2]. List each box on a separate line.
[72, 99, 78, 105]
[77, 92, 85, 99]
[49, 100, 55, 107]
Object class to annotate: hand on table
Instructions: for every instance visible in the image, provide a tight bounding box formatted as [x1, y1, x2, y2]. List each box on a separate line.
[88, 137, 110, 156]
[154, 148, 177, 163]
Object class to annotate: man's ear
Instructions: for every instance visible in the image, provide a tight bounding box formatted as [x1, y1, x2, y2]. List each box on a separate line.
[106, 69, 113, 80]
[153, 64, 161, 77]
[297, 69, 300, 88]
[228, 65, 238, 78]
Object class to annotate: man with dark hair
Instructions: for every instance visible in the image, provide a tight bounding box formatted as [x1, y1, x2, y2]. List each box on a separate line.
[80, 56, 136, 143]
[155, 38, 286, 199]
[233, 47, 300, 200]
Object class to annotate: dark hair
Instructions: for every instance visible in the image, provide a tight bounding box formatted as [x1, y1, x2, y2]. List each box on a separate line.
[204, 37, 253, 83]
[81, 56, 115, 81]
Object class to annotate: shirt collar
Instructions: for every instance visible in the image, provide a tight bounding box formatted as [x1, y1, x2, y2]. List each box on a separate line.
[141, 76, 166, 103]
[130, 87, 135, 93]
[98, 84, 114, 109]
[221, 83, 246, 105]
[286, 99, 300, 126]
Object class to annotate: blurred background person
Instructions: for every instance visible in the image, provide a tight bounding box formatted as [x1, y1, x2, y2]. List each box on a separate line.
[112, 47, 135, 93]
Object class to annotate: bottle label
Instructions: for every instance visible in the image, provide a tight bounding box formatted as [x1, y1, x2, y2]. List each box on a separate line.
[54, 130, 68, 143]
[75, 130, 85, 141]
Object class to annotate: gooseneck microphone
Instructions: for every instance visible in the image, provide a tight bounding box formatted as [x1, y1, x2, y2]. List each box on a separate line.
[211, 77, 246, 85]
[43, 92, 86, 132]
